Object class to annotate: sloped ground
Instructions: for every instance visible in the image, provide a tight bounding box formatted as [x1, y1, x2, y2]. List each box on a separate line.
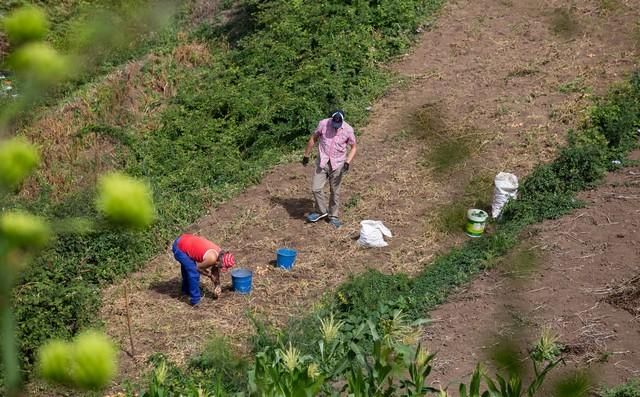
[100, 0, 640, 386]
[423, 155, 640, 394]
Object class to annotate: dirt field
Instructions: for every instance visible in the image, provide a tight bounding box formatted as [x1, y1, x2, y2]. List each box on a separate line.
[99, 0, 640, 387]
[424, 154, 640, 394]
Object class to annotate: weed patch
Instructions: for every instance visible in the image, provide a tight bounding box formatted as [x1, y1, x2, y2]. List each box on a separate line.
[558, 77, 589, 94]
[495, 242, 541, 277]
[601, 378, 640, 397]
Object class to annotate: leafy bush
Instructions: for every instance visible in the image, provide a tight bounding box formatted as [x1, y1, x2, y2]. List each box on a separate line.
[334, 270, 413, 318]
[590, 75, 640, 156]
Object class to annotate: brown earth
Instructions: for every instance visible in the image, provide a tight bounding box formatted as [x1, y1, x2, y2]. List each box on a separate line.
[423, 155, 640, 395]
[99, 0, 640, 390]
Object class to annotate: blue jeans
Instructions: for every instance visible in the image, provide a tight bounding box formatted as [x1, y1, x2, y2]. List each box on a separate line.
[172, 238, 201, 305]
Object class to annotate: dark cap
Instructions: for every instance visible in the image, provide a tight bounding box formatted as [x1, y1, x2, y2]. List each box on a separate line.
[331, 110, 344, 129]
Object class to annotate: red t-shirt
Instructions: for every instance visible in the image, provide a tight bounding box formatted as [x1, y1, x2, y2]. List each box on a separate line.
[177, 234, 220, 262]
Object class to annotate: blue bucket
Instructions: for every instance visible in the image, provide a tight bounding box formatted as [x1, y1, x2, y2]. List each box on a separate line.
[231, 268, 252, 294]
[276, 248, 297, 270]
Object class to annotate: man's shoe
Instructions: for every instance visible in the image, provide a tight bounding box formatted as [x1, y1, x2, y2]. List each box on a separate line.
[328, 217, 342, 228]
[307, 212, 328, 223]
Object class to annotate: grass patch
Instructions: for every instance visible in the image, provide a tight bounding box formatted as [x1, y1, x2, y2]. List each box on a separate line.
[344, 193, 362, 212]
[550, 7, 580, 38]
[187, 334, 248, 391]
[409, 103, 479, 175]
[558, 77, 590, 94]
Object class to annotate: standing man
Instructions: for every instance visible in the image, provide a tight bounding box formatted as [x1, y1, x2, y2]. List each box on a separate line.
[302, 110, 357, 228]
[172, 233, 235, 306]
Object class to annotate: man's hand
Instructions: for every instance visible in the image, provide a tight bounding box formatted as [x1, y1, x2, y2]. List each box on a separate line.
[302, 156, 310, 166]
[214, 284, 222, 298]
[342, 162, 350, 175]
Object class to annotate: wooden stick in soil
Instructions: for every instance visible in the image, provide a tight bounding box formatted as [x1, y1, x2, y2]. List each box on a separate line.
[124, 281, 135, 357]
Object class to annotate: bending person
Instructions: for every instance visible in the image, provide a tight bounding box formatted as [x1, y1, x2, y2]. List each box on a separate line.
[171, 233, 235, 306]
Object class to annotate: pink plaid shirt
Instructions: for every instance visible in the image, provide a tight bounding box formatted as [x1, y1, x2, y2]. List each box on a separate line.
[313, 118, 356, 170]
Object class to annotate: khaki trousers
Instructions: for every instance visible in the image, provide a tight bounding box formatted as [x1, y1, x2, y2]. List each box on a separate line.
[311, 159, 344, 218]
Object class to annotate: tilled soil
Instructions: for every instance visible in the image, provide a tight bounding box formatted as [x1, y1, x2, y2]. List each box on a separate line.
[99, 0, 640, 388]
[423, 158, 640, 394]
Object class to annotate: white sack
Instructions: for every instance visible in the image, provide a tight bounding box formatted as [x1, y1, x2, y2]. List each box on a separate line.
[492, 172, 518, 219]
[357, 220, 392, 248]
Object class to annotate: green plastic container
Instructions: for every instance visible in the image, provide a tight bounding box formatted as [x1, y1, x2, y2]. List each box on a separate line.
[465, 209, 488, 238]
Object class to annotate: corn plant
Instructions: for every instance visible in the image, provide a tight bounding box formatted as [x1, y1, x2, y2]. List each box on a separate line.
[248, 343, 324, 397]
[458, 332, 565, 397]
[399, 344, 438, 396]
[342, 314, 437, 397]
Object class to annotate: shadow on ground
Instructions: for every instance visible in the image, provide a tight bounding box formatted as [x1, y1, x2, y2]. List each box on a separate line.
[149, 277, 183, 299]
[270, 196, 313, 220]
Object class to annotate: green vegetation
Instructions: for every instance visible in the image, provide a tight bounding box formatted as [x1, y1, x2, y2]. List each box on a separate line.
[2, 0, 447, 382]
[133, 311, 590, 396]
[4, 0, 640, 393]
[1, 6, 157, 393]
[601, 379, 640, 397]
[409, 103, 481, 174]
[558, 77, 589, 94]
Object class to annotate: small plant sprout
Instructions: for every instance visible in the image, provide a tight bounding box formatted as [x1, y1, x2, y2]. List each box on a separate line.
[415, 345, 431, 368]
[154, 361, 168, 386]
[279, 342, 301, 372]
[320, 313, 344, 343]
[307, 362, 321, 380]
[380, 310, 419, 346]
[531, 328, 561, 362]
